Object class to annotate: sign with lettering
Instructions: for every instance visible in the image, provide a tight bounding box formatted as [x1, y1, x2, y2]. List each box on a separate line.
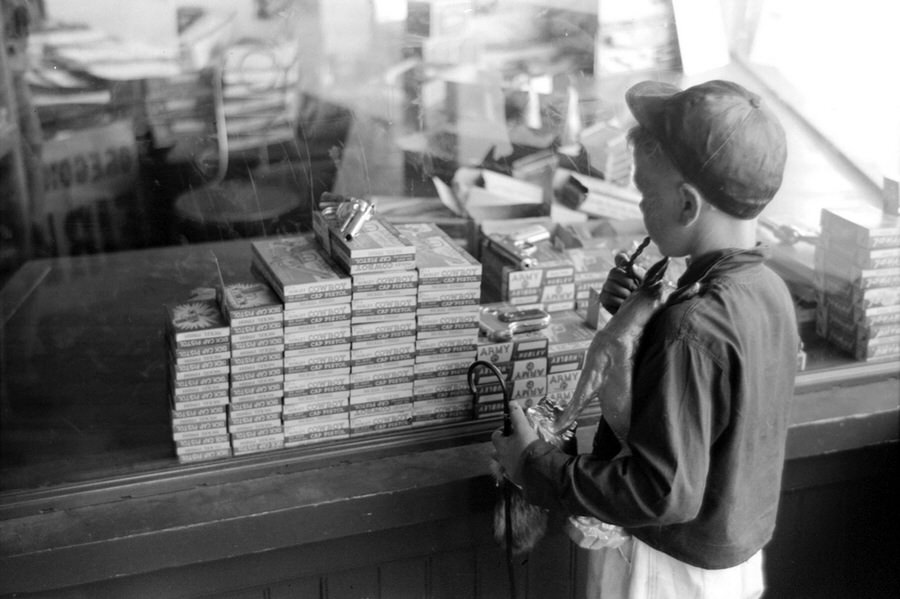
[37, 120, 143, 256]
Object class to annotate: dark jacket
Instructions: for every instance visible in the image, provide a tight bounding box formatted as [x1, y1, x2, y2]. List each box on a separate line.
[521, 246, 799, 569]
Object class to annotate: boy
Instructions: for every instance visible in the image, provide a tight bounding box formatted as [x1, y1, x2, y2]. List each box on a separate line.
[492, 79, 799, 598]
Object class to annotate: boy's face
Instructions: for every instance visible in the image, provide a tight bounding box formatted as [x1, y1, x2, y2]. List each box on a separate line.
[632, 148, 688, 257]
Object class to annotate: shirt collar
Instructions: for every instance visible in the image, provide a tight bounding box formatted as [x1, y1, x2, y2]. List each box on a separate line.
[668, 245, 771, 304]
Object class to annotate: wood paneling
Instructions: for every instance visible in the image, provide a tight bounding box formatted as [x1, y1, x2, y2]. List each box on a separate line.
[9, 443, 894, 599]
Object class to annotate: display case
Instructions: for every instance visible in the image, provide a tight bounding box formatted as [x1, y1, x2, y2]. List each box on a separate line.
[1, 2, 897, 598]
[0, 240, 896, 598]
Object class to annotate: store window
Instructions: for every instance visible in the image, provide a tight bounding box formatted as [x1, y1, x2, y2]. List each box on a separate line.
[723, 0, 900, 189]
[0, 1, 896, 492]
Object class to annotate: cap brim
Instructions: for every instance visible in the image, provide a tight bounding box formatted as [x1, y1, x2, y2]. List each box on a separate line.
[625, 80, 681, 136]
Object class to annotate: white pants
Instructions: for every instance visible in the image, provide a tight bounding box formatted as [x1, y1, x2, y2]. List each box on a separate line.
[586, 537, 765, 599]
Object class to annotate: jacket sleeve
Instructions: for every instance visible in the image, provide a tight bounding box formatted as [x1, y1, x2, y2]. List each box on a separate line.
[520, 333, 724, 528]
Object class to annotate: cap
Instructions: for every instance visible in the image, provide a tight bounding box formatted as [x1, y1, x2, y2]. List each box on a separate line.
[626, 79, 787, 219]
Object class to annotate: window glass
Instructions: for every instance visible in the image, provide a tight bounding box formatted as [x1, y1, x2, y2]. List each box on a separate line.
[1, 0, 895, 493]
[724, 0, 900, 186]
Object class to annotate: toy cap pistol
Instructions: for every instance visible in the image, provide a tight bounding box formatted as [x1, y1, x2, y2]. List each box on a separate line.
[319, 193, 376, 241]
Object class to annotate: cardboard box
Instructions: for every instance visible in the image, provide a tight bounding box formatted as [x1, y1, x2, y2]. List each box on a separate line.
[351, 269, 419, 299]
[165, 299, 230, 345]
[251, 235, 351, 302]
[394, 222, 482, 284]
[219, 280, 283, 322]
[327, 217, 417, 275]
[820, 207, 900, 250]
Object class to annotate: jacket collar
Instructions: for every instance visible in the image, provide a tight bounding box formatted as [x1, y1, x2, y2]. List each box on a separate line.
[668, 245, 771, 304]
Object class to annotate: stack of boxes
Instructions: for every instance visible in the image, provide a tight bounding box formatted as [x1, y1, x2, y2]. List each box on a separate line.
[542, 311, 597, 408]
[165, 295, 232, 463]
[161, 208, 640, 461]
[347, 271, 418, 437]
[480, 234, 577, 312]
[396, 223, 483, 426]
[219, 281, 286, 456]
[251, 235, 353, 447]
[814, 207, 900, 362]
[143, 72, 215, 161]
[580, 123, 633, 187]
[344, 220, 419, 437]
[315, 214, 421, 437]
[473, 307, 550, 416]
[552, 222, 620, 311]
[478, 219, 660, 314]
[220, 39, 301, 154]
[565, 247, 616, 312]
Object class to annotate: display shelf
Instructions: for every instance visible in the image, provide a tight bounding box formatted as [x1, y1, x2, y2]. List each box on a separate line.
[0, 345, 895, 596]
[0, 361, 895, 519]
[0, 238, 896, 504]
[0, 7, 896, 595]
[0, 214, 896, 599]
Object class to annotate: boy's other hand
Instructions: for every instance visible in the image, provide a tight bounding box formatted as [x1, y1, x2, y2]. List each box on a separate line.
[491, 403, 539, 487]
[599, 253, 645, 314]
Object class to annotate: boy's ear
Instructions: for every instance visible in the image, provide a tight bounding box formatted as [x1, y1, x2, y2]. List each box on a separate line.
[677, 182, 703, 226]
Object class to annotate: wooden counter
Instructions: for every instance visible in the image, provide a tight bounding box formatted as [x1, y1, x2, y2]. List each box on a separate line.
[0, 241, 897, 598]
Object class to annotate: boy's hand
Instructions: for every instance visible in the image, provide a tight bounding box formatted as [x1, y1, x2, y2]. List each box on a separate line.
[491, 403, 539, 487]
[598, 253, 646, 314]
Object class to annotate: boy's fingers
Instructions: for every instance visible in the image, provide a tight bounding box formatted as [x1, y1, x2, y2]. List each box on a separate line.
[609, 267, 639, 290]
[612, 252, 647, 284]
[599, 270, 636, 313]
[508, 402, 530, 429]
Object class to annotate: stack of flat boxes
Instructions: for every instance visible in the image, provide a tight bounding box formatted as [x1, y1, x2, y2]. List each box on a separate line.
[473, 312, 550, 416]
[349, 266, 418, 436]
[396, 223, 482, 426]
[165, 297, 232, 463]
[480, 236, 577, 312]
[814, 207, 900, 362]
[566, 247, 616, 311]
[316, 214, 420, 437]
[143, 72, 214, 156]
[551, 223, 619, 312]
[251, 235, 353, 447]
[542, 311, 597, 408]
[219, 281, 286, 456]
